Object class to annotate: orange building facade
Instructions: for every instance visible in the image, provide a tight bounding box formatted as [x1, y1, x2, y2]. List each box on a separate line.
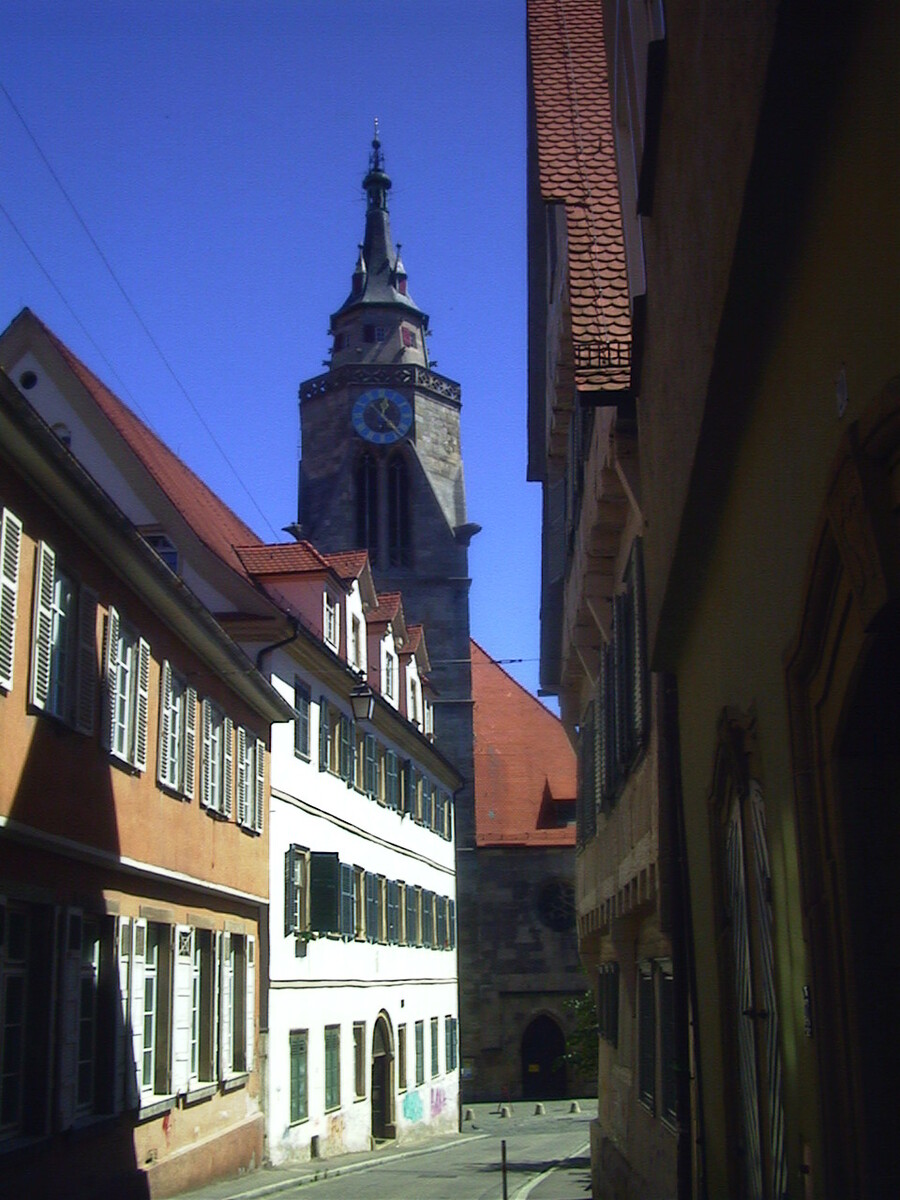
[0, 372, 291, 1198]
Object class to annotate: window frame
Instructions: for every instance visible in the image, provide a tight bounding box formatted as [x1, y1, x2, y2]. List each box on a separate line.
[353, 1021, 366, 1099]
[294, 677, 310, 760]
[324, 1024, 341, 1112]
[289, 1029, 308, 1124]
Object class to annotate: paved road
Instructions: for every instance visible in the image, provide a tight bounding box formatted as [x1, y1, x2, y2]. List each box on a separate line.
[282, 1105, 592, 1200]
[172, 1102, 593, 1200]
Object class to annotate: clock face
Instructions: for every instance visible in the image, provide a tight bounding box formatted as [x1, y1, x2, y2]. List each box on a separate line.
[351, 388, 413, 445]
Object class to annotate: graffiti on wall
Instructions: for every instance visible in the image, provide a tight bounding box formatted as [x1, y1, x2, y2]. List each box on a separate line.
[403, 1091, 424, 1121]
[430, 1087, 447, 1117]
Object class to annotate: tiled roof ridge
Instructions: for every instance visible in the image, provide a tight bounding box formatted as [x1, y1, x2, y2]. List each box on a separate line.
[368, 591, 402, 623]
[28, 311, 263, 570]
[322, 549, 370, 578]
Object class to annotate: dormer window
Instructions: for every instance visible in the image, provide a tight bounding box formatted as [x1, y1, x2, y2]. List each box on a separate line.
[383, 651, 396, 701]
[141, 531, 178, 574]
[409, 679, 419, 725]
[324, 593, 339, 651]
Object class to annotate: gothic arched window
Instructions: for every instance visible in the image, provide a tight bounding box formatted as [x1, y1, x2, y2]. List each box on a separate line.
[388, 454, 411, 567]
[355, 452, 378, 556]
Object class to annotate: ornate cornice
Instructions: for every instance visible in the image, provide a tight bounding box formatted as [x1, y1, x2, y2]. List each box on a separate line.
[299, 363, 461, 407]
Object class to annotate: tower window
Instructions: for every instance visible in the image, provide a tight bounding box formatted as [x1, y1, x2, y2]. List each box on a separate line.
[401, 327, 417, 348]
[363, 325, 387, 344]
[388, 454, 411, 567]
[355, 452, 378, 557]
[334, 332, 348, 351]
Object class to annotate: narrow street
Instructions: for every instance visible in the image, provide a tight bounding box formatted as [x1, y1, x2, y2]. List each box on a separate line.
[173, 1102, 592, 1200]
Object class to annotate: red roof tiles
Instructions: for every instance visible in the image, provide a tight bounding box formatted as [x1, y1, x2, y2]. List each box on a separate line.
[323, 550, 369, 580]
[234, 541, 331, 576]
[528, 0, 630, 390]
[471, 639, 576, 847]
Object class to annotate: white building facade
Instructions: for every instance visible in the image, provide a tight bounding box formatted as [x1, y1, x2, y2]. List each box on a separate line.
[235, 552, 460, 1162]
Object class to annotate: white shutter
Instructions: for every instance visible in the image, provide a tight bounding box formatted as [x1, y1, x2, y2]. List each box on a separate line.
[57, 908, 82, 1128]
[102, 607, 120, 753]
[219, 932, 233, 1078]
[200, 699, 212, 807]
[222, 717, 234, 819]
[133, 637, 150, 771]
[253, 740, 265, 833]
[184, 687, 197, 800]
[0, 508, 23, 691]
[245, 935, 255, 1072]
[130, 919, 147, 1101]
[171, 926, 194, 1095]
[74, 587, 97, 735]
[30, 540, 55, 711]
[235, 726, 248, 827]
[157, 661, 172, 788]
[115, 918, 133, 1111]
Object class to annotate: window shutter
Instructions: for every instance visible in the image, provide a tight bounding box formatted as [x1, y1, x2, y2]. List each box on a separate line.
[235, 726, 248, 826]
[254, 739, 265, 832]
[74, 587, 97, 735]
[385, 750, 397, 809]
[365, 872, 377, 942]
[318, 696, 329, 770]
[114, 918, 132, 1111]
[449, 898, 456, 949]
[309, 852, 341, 934]
[102, 607, 120, 753]
[631, 539, 649, 749]
[171, 926, 194, 1094]
[57, 909, 82, 1128]
[219, 932, 233, 1078]
[183, 687, 197, 799]
[200, 699, 212, 807]
[134, 637, 150, 771]
[340, 863, 354, 938]
[222, 716, 234, 818]
[245, 936, 255, 1072]
[130, 919, 147, 1102]
[285, 846, 297, 936]
[0, 509, 22, 691]
[30, 540, 55, 711]
[157, 661, 172, 787]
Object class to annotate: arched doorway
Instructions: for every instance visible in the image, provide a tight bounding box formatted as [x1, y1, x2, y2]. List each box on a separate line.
[371, 1013, 395, 1142]
[785, 376, 900, 1197]
[521, 1014, 566, 1099]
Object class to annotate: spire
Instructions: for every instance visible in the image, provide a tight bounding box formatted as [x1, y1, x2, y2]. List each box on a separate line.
[332, 123, 426, 320]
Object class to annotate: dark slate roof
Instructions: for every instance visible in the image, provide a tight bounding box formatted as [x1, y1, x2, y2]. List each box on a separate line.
[332, 132, 425, 320]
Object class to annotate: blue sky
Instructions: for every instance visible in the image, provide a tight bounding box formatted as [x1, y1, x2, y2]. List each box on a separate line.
[1, 0, 546, 699]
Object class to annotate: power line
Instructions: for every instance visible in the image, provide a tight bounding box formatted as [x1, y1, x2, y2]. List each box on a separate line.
[0, 198, 153, 426]
[0, 78, 279, 540]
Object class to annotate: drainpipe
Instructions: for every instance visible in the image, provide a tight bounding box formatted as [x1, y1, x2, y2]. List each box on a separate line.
[255, 618, 302, 675]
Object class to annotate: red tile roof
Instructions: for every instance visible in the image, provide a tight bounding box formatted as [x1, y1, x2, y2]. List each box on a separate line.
[528, 0, 630, 390]
[26, 311, 263, 578]
[471, 639, 576, 847]
[323, 549, 369, 580]
[234, 541, 331, 576]
[367, 592, 402, 626]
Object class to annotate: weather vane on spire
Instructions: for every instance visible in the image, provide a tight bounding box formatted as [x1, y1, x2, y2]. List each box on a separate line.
[370, 118, 384, 172]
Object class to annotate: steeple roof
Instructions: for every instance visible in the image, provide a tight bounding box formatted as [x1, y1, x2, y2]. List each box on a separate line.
[333, 124, 426, 321]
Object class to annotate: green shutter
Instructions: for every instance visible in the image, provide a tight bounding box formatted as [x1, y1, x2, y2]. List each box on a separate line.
[285, 847, 297, 936]
[318, 696, 329, 771]
[309, 853, 340, 933]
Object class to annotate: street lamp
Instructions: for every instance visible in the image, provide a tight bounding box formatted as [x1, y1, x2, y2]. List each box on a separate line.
[349, 681, 375, 722]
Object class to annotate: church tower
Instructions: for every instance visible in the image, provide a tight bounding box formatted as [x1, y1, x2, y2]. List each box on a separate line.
[297, 128, 479, 854]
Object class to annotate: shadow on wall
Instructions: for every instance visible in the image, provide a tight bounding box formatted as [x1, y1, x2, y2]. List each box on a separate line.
[2, 715, 150, 1200]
